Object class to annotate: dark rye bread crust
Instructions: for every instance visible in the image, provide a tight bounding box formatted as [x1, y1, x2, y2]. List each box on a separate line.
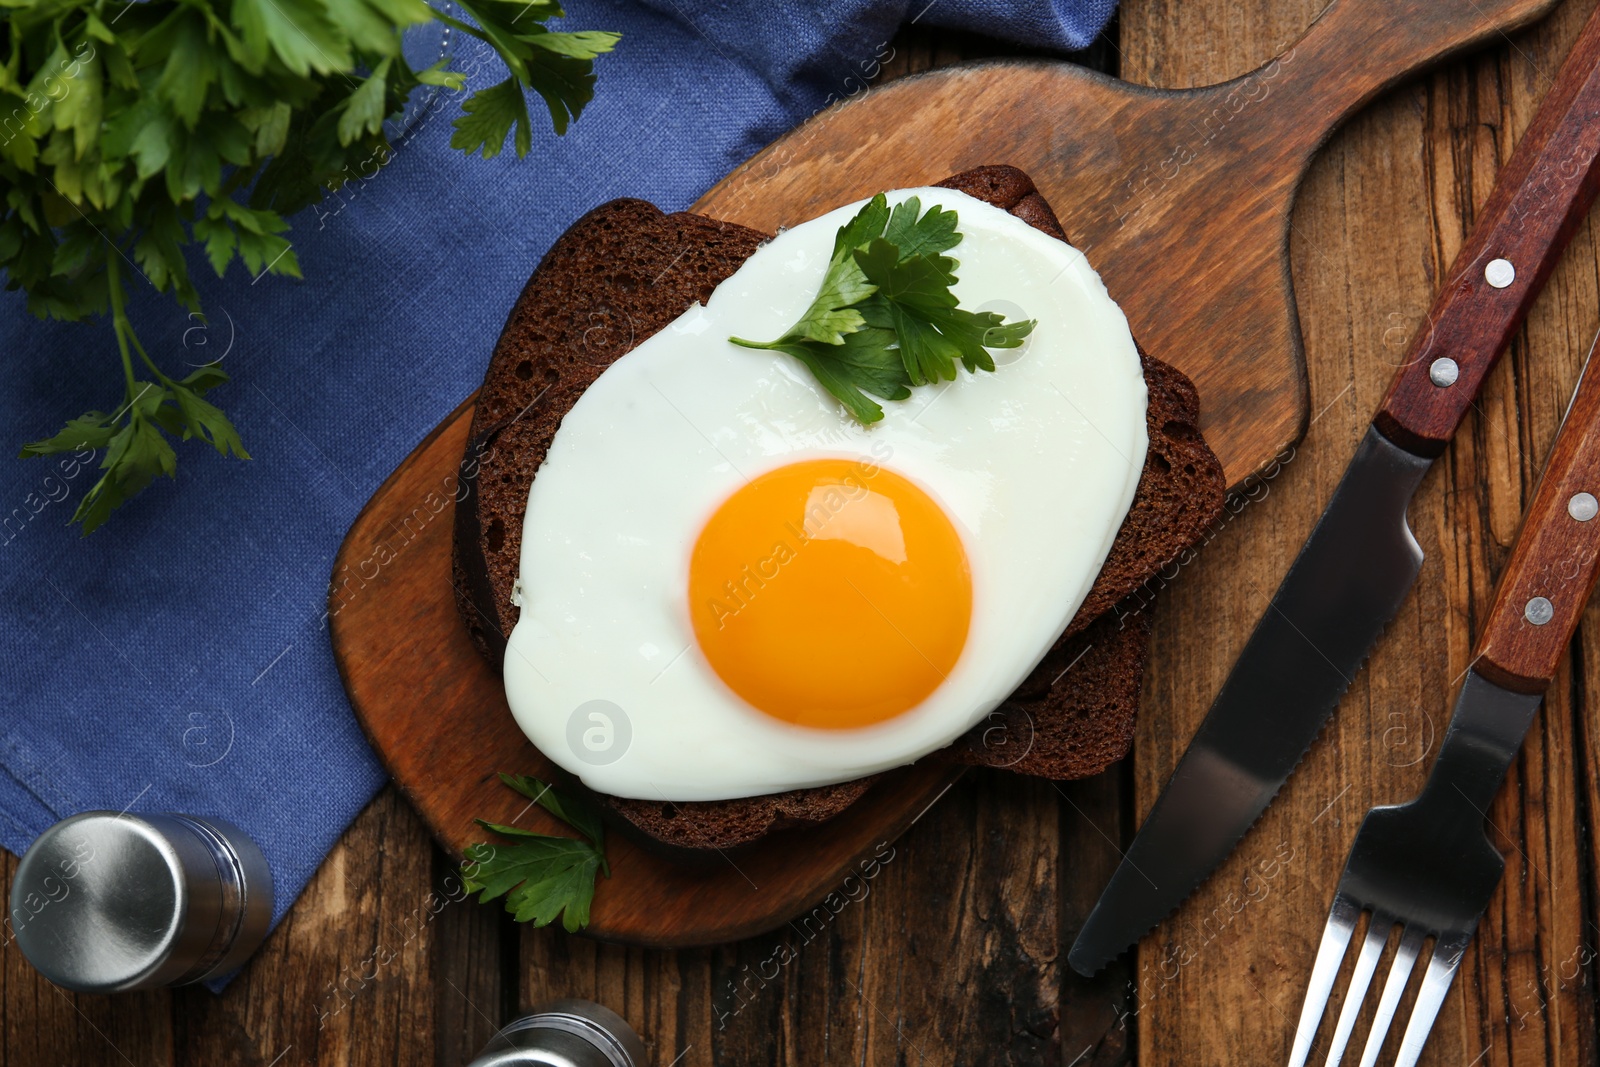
[454, 166, 1225, 851]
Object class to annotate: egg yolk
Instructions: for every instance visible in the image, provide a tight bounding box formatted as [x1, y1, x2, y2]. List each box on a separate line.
[688, 458, 971, 729]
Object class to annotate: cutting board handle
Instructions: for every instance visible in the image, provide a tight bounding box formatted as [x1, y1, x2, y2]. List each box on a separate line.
[691, 0, 1571, 489]
[1247, 0, 1561, 159]
[1372, 0, 1600, 455]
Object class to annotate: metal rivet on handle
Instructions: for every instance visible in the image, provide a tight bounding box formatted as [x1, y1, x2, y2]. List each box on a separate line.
[1429, 358, 1460, 387]
[1525, 597, 1554, 625]
[1570, 493, 1599, 521]
[1485, 258, 1516, 288]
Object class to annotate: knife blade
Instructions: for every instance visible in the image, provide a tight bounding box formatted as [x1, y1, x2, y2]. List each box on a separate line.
[1070, 4, 1600, 977]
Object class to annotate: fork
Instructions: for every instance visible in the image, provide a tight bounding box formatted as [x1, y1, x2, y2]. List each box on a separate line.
[1286, 330, 1600, 1067]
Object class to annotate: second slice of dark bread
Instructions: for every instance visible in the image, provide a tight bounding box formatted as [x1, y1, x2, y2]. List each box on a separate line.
[454, 166, 1225, 851]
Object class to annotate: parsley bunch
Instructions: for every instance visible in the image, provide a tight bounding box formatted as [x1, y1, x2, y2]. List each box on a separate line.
[731, 194, 1036, 422]
[2, 0, 617, 532]
[464, 772, 609, 932]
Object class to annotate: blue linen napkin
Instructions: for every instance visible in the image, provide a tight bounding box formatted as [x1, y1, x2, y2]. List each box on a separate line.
[0, 0, 1115, 982]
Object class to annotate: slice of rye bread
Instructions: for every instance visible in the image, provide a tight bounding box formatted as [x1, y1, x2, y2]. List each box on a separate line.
[453, 165, 1225, 851]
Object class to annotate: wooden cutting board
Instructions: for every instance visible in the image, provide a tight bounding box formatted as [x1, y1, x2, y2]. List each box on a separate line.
[331, 0, 1560, 947]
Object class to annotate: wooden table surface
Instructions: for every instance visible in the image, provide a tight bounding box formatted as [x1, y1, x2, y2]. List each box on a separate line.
[6, 1, 1600, 1064]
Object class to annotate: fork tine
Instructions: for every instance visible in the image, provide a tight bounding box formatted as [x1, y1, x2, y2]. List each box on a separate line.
[1393, 930, 1472, 1067]
[1355, 924, 1425, 1067]
[1322, 912, 1394, 1067]
[1289, 894, 1362, 1067]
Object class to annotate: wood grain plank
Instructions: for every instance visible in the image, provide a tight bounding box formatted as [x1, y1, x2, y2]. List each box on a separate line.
[430, 846, 508, 1067]
[1059, 771, 1138, 1066]
[173, 790, 443, 1067]
[515, 769, 1060, 1066]
[1128, 0, 1600, 1064]
[1120, 10, 1342, 1065]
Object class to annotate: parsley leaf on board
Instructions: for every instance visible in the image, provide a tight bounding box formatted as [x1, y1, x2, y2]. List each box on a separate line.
[3, 0, 619, 533]
[463, 772, 610, 933]
[730, 195, 1037, 422]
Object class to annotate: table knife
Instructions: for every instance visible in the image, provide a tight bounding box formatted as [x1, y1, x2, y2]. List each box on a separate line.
[1069, 5, 1600, 977]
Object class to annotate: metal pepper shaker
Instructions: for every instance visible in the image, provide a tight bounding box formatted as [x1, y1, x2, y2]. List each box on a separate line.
[8, 811, 273, 993]
[467, 999, 648, 1067]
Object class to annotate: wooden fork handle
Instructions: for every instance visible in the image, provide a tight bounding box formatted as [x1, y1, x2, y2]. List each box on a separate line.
[1476, 343, 1600, 693]
[1373, 4, 1600, 458]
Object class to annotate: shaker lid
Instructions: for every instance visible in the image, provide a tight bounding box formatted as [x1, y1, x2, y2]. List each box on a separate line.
[10, 812, 224, 993]
[473, 999, 649, 1067]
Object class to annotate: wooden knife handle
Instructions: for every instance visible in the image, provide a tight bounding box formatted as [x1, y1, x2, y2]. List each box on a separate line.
[1476, 346, 1600, 693]
[1373, 5, 1600, 458]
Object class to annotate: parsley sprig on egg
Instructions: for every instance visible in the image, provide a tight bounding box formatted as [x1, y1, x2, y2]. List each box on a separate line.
[731, 194, 1036, 423]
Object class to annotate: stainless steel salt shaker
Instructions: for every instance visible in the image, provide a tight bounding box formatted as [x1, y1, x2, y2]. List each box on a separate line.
[468, 999, 648, 1067]
[8, 811, 273, 993]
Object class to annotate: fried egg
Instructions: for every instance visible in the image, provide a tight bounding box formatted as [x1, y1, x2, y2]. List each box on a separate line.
[502, 187, 1148, 801]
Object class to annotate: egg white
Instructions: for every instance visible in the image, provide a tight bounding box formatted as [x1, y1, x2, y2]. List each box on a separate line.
[502, 187, 1149, 801]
